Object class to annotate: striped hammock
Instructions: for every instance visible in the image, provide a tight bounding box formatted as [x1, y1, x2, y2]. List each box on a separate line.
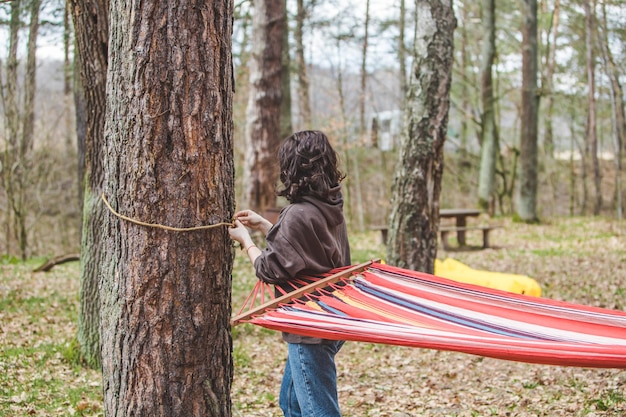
[232, 261, 626, 369]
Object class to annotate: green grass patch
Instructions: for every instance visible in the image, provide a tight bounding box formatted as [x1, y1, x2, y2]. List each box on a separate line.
[588, 389, 626, 412]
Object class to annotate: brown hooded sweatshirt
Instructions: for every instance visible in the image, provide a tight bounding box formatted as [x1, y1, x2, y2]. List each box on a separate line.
[253, 186, 351, 343]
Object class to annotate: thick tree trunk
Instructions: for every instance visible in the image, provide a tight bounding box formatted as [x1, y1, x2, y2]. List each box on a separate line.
[69, 0, 110, 369]
[477, 0, 498, 212]
[387, 0, 456, 272]
[515, 0, 539, 223]
[101, 2, 234, 415]
[243, 0, 285, 213]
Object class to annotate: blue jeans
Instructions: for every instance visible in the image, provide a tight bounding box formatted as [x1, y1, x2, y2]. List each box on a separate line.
[279, 340, 345, 417]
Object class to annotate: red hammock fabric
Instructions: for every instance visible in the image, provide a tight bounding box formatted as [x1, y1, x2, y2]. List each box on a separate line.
[237, 262, 626, 369]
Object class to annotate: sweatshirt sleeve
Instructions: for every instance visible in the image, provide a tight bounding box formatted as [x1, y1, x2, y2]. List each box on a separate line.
[253, 237, 307, 284]
[253, 211, 308, 284]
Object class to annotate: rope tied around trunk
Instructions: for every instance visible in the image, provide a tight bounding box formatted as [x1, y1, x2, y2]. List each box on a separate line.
[101, 194, 235, 232]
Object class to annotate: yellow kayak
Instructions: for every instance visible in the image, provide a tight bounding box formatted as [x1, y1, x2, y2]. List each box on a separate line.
[434, 258, 541, 297]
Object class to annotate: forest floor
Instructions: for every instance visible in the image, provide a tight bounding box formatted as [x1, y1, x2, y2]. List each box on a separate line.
[1, 216, 626, 416]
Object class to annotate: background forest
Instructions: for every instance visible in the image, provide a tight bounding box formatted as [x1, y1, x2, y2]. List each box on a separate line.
[0, 0, 625, 258]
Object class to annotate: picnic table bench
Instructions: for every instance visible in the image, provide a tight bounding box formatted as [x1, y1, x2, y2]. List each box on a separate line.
[439, 224, 502, 249]
[371, 208, 502, 250]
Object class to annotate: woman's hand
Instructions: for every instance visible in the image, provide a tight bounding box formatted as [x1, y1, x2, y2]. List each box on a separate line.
[233, 210, 273, 235]
[228, 220, 261, 262]
[228, 220, 253, 248]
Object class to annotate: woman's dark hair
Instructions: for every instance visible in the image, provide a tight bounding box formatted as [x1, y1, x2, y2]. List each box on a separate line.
[277, 130, 345, 203]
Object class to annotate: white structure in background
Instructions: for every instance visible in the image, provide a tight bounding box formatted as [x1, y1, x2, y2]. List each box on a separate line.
[371, 109, 403, 151]
[554, 150, 615, 161]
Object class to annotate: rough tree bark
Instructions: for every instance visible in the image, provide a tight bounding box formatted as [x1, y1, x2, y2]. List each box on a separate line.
[387, 0, 456, 272]
[69, 0, 110, 369]
[100, 1, 235, 415]
[243, 0, 285, 213]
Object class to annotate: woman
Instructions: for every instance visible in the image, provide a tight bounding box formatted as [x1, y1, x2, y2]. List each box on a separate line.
[229, 130, 351, 417]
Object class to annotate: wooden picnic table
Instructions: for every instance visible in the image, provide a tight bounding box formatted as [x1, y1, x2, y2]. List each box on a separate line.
[371, 208, 500, 249]
[439, 208, 481, 246]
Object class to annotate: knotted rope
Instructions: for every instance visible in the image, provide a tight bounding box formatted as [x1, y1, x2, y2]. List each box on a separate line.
[101, 194, 235, 232]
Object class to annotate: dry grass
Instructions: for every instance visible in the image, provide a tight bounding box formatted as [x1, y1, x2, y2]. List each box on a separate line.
[1, 217, 625, 416]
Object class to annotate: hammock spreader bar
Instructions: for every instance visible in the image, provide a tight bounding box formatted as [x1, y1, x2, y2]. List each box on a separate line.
[233, 261, 626, 369]
[230, 260, 375, 326]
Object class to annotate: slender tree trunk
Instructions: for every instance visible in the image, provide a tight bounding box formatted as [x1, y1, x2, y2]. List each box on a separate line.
[295, 0, 311, 128]
[515, 0, 539, 223]
[280, 0, 293, 140]
[477, 0, 498, 213]
[101, 1, 234, 415]
[243, 0, 285, 213]
[10, 0, 42, 260]
[387, 0, 456, 272]
[2, 0, 21, 256]
[541, 0, 560, 215]
[542, 0, 560, 159]
[398, 0, 407, 105]
[22, 0, 40, 159]
[64, 1, 73, 150]
[359, 0, 370, 136]
[352, 0, 371, 232]
[569, 115, 577, 216]
[335, 44, 352, 226]
[599, 1, 624, 219]
[459, 2, 469, 169]
[584, 0, 601, 215]
[69, 0, 110, 369]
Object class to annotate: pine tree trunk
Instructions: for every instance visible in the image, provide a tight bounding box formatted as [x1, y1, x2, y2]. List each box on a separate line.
[100, 2, 235, 415]
[387, 0, 456, 272]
